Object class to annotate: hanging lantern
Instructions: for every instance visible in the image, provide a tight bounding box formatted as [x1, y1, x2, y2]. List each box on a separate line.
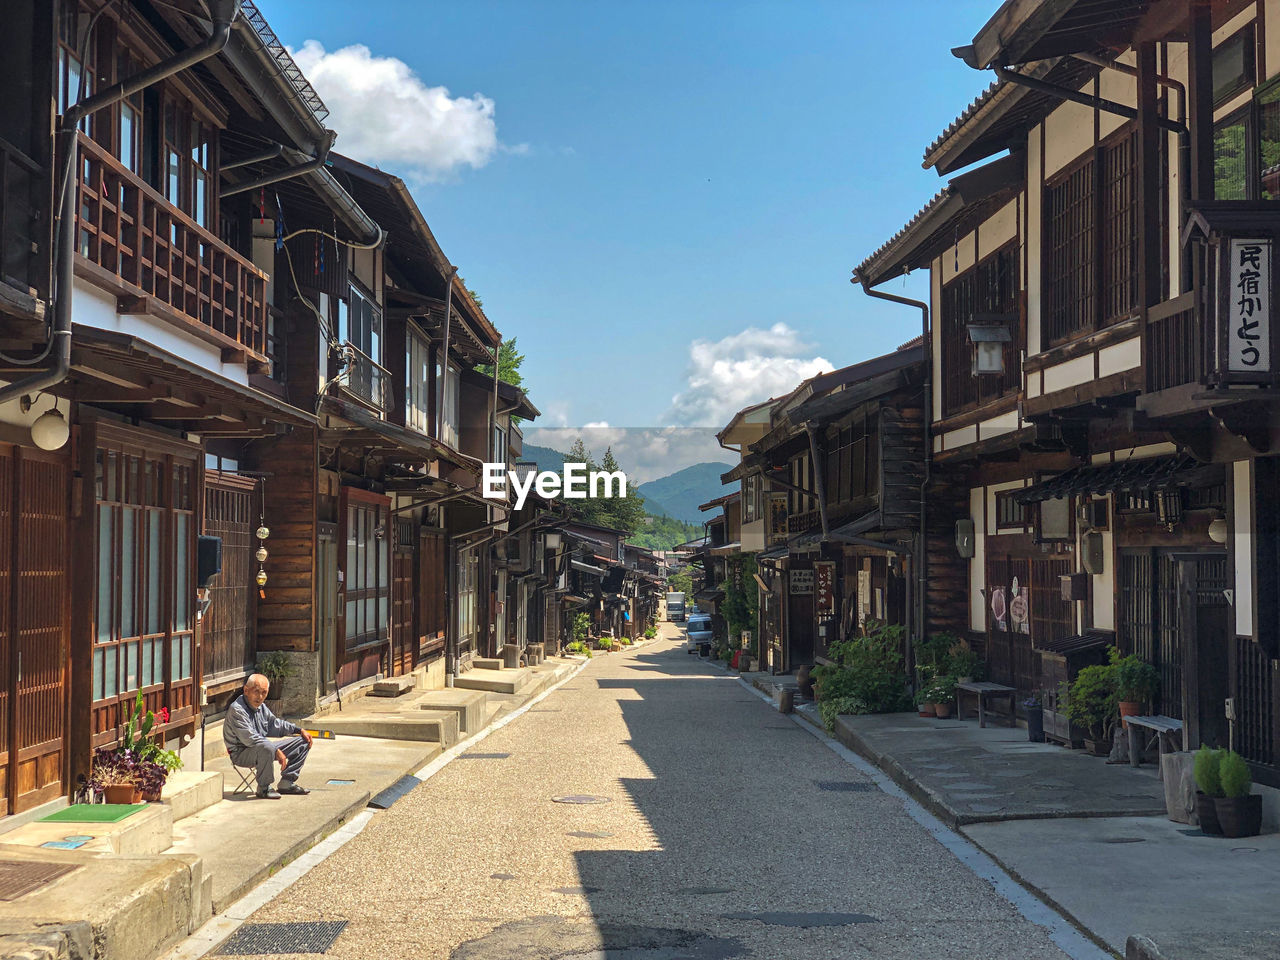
[256, 525, 270, 540]
[256, 546, 269, 563]
[1154, 489, 1183, 530]
[256, 568, 268, 587]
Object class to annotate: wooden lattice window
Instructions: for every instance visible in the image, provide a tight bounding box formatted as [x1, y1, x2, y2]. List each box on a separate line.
[994, 490, 1029, 531]
[940, 242, 1020, 416]
[342, 488, 391, 652]
[1100, 130, 1139, 325]
[824, 410, 877, 507]
[1045, 154, 1097, 344]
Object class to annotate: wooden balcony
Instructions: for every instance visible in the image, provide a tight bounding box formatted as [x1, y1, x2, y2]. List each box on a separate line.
[787, 509, 821, 535]
[1144, 293, 1201, 394]
[73, 133, 269, 365]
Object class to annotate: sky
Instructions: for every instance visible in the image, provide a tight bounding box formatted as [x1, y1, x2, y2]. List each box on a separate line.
[259, 0, 1001, 466]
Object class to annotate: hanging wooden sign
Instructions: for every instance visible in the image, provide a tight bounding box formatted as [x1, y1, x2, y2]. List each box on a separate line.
[813, 561, 836, 616]
[1227, 238, 1272, 375]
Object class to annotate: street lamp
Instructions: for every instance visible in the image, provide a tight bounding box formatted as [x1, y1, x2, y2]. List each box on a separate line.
[967, 315, 1014, 376]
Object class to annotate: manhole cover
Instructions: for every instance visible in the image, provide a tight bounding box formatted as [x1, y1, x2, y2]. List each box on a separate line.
[1177, 828, 1216, 837]
[814, 781, 873, 793]
[0, 860, 78, 901]
[567, 830, 614, 838]
[326, 779, 355, 786]
[216, 921, 348, 955]
[368, 774, 421, 810]
[460, 753, 511, 759]
[1232, 847, 1260, 854]
[1100, 837, 1146, 844]
[552, 795, 612, 804]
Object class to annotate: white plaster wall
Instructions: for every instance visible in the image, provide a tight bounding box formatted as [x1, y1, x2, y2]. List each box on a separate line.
[741, 519, 765, 553]
[1043, 98, 1096, 179]
[0, 385, 61, 432]
[980, 409, 1019, 438]
[940, 230, 978, 286]
[1269, 0, 1280, 80]
[1098, 53, 1138, 140]
[1235, 460, 1255, 637]
[970, 486, 986, 632]
[1027, 134, 1042, 355]
[1097, 337, 1142, 378]
[1092, 502, 1116, 631]
[73, 278, 250, 386]
[943, 424, 978, 450]
[1042, 353, 1095, 394]
[1026, 369, 1042, 399]
[978, 200, 1019, 261]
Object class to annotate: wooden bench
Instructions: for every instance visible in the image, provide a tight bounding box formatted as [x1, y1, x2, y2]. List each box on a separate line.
[955, 681, 1016, 728]
[1125, 715, 1183, 781]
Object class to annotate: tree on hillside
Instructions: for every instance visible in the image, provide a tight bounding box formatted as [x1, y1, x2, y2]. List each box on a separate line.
[667, 568, 694, 596]
[477, 337, 525, 389]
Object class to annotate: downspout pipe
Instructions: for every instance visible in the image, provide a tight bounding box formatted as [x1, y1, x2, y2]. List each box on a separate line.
[0, 0, 239, 408]
[437, 267, 458, 439]
[852, 271, 930, 658]
[803, 423, 831, 541]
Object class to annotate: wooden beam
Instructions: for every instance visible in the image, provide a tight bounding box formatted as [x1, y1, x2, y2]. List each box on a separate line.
[971, 0, 1077, 68]
[221, 346, 248, 365]
[1137, 42, 1163, 308]
[1187, 0, 1214, 202]
[117, 294, 148, 315]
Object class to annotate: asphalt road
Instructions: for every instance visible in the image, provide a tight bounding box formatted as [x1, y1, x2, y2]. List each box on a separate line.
[238, 624, 1082, 959]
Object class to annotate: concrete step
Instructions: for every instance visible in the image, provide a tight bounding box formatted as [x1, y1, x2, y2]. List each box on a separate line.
[472, 657, 503, 670]
[368, 675, 416, 697]
[0, 801, 174, 857]
[453, 667, 531, 695]
[320, 710, 460, 745]
[161, 770, 223, 822]
[415, 688, 488, 732]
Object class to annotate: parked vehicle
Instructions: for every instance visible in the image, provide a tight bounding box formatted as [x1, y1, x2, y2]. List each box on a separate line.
[666, 591, 686, 622]
[686, 613, 713, 643]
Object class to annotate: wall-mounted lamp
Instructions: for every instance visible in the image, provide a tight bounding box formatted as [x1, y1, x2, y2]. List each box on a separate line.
[967, 316, 1014, 377]
[22, 395, 69, 451]
[544, 531, 562, 550]
[1208, 516, 1229, 544]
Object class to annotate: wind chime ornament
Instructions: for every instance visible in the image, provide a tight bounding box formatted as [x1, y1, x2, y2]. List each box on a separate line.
[256, 491, 270, 591]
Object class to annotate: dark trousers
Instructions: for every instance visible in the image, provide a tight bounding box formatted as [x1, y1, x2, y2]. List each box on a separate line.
[230, 735, 310, 790]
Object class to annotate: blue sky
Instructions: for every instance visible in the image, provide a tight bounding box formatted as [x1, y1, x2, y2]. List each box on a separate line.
[261, 0, 999, 433]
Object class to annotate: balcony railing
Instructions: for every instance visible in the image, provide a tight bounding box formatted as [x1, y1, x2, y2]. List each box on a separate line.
[0, 134, 43, 296]
[1144, 293, 1201, 393]
[337, 342, 391, 411]
[75, 133, 268, 359]
[787, 509, 821, 535]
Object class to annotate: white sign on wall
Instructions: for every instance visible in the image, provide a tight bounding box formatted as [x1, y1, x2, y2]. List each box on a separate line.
[790, 569, 814, 595]
[1228, 238, 1272, 373]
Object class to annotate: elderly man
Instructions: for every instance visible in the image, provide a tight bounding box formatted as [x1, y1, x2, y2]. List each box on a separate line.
[223, 674, 313, 799]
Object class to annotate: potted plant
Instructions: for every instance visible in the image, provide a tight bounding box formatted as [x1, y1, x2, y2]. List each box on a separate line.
[1111, 649, 1158, 729]
[1024, 693, 1045, 743]
[118, 690, 182, 800]
[1064, 663, 1118, 756]
[89, 747, 141, 804]
[914, 687, 936, 718]
[1216, 749, 1263, 838]
[1193, 744, 1224, 835]
[257, 651, 293, 711]
[930, 677, 957, 719]
[945, 641, 983, 684]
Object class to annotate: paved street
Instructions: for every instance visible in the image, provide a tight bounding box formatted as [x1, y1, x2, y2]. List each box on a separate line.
[232, 626, 1084, 959]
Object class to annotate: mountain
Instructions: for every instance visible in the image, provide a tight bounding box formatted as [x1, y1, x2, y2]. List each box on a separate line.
[519, 443, 566, 472]
[637, 462, 733, 524]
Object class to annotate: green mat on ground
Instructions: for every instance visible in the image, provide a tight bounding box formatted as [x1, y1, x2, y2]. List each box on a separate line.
[38, 803, 147, 823]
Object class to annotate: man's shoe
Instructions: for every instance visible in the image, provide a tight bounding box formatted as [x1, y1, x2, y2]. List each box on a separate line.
[256, 787, 281, 800]
[277, 781, 310, 796]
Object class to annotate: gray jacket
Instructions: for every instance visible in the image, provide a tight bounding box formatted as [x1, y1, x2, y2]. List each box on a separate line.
[223, 694, 300, 755]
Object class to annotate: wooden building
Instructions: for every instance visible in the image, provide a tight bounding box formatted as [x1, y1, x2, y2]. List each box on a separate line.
[855, 0, 1280, 789]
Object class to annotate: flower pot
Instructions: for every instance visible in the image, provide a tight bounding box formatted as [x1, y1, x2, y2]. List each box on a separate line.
[142, 786, 163, 803]
[934, 702, 953, 719]
[103, 784, 139, 804]
[1215, 794, 1263, 838]
[1025, 705, 1045, 743]
[918, 704, 935, 717]
[1195, 791, 1223, 835]
[1118, 701, 1141, 729]
[1084, 737, 1112, 757]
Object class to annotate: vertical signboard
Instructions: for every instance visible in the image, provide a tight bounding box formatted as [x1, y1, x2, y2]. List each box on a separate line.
[1227, 238, 1272, 377]
[813, 561, 835, 617]
[789, 569, 814, 595]
[768, 494, 788, 545]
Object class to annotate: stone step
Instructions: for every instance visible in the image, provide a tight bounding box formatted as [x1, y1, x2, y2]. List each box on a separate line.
[415, 688, 489, 732]
[320, 710, 460, 745]
[0, 801, 174, 857]
[453, 667, 531, 695]
[472, 657, 504, 670]
[162, 770, 223, 822]
[369, 675, 416, 697]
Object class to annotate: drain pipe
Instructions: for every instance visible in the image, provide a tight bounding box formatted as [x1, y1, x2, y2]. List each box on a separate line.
[437, 267, 458, 438]
[852, 271, 930, 658]
[993, 65, 1187, 138]
[0, 0, 239, 408]
[803, 423, 831, 541]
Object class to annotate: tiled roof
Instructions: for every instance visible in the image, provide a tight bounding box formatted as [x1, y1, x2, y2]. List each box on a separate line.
[852, 185, 954, 284]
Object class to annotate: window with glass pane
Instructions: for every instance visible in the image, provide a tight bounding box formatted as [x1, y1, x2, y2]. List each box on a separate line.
[1215, 111, 1249, 200]
[343, 495, 390, 647]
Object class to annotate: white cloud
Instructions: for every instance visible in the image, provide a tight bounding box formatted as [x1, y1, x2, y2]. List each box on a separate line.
[290, 41, 515, 181]
[523, 427, 732, 485]
[664, 323, 833, 427]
